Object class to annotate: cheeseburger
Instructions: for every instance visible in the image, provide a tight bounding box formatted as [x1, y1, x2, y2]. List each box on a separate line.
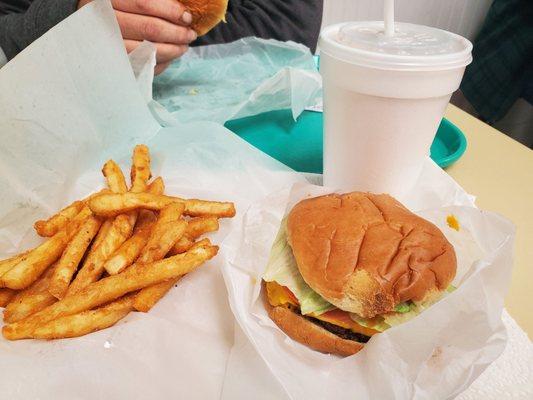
[263, 192, 457, 356]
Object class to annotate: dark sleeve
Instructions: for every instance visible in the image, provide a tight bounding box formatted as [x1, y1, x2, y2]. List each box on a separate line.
[460, 0, 533, 122]
[0, 0, 78, 61]
[193, 0, 324, 53]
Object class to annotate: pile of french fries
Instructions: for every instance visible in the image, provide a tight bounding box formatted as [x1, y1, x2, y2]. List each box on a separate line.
[0, 145, 235, 341]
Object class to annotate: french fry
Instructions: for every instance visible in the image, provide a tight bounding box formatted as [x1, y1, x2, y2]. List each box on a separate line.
[147, 176, 165, 194]
[0, 289, 17, 308]
[102, 160, 128, 194]
[31, 295, 135, 340]
[32, 190, 109, 238]
[91, 218, 113, 249]
[0, 251, 30, 278]
[34, 200, 85, 237]
[135, 203, 186, 265]
[48, 216, 103, 300]
[188, 217, 220, 237]
[88, 192, 236, 219]
[102, 212, 156, 275]
[130, 144, 151, 193]
[3, 245, 219, 340]
[3, 292, 57, 323]
[170, 236, 195, 255]
[169, 217, 219, 255]
[0, 207, 92, 290]
[4, 265, 57, 323]
[154, 202, 185, 225]
[10, 263, 56, 302]
[134, 239, 212, 312]
[66, 213, 135, 296]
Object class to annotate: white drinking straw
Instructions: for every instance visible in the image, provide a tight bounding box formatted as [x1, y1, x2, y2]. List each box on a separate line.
[384, 0, 395, 37]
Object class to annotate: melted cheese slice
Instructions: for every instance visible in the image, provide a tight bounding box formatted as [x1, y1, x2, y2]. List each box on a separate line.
[265, 281, 378, 337]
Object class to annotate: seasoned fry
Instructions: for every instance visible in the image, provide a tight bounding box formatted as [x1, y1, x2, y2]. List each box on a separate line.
[33, 190, 109, 238]
[0, 208, 92, 290]
[134, 239, 212, 312]
[169, 217, 219, 255]
[138, 221, 187, 265]
[135, 203, 186, 265]
[102, 212, 156, 275]
[10, 263, 56, 302]
[4, 292, 57, 323]
[66, 213, 135, 296]
[156, 202, 185, 225]
[147, 176, 165, 194]
[4, 265, 57, 322]
[188, 217, 220, 237]
[48, 216, 103, 300]
[0, 251, 30, 278]
[32, 295, 135, 340]
[103, 160, 128, 194]
[92, 218, 113, 248]
[130, 144, 151, 193]
[0, 289, 17, 308]
[170, 236, 195, 255]
[3, 245, 219, 340]
[34, 200, 85, 237]
[88, 192, 236, 218]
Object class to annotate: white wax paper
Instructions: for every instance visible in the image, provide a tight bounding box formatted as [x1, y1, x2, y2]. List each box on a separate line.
[220, 174, 516, 400]
[0, 1, 529, 399]
[152, 37, 322, 124]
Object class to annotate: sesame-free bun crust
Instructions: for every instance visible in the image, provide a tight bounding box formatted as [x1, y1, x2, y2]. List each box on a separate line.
[263, 287, 363, 357]
[287, 193, 457, 318]
[180, 0, 228, 36]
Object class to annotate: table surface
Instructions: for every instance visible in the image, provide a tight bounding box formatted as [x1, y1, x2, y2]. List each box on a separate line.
[445, 104, 533, 339]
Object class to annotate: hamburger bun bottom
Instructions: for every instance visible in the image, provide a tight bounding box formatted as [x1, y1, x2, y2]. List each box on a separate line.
[263, 285, 364, 357]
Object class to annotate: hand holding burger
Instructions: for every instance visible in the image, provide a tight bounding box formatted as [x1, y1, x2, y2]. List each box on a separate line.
[78, 0, 228, 75]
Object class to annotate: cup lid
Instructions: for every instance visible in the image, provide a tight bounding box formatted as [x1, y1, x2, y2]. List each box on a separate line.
[319, 22, 473, 71]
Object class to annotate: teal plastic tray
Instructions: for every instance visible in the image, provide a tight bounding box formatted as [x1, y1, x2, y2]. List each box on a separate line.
[225, 110, 467, 174]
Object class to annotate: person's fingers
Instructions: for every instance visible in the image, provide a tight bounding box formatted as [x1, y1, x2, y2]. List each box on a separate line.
[116, 11, 197, 44]
[124, 40, 189, 63]
[112, 0, 191, 25]
[155, 62, 171, 75]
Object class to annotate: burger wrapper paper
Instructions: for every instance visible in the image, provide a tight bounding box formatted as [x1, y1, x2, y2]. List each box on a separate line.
[222, 177, 520, 400]
[0, 1, 529, 399]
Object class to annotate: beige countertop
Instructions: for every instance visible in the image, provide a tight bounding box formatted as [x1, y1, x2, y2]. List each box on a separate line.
[445, 104, 533, 339]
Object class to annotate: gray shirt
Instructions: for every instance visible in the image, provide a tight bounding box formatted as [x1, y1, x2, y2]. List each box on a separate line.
[0, 0, 78, 60]
[0, 0, 323, 62]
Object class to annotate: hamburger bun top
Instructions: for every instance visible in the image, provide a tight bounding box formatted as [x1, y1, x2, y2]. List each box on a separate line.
[180, 0, 228, 36]
[287, 192, 456, 318]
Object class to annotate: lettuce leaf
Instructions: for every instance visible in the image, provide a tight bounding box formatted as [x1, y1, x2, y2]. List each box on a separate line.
[263, 219, 455, 327]
[394, 302, 414, 313]
[263, 219, 335, 316]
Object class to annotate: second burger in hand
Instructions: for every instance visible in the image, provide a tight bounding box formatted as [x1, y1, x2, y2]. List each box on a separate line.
[180, 0, 229, 36]
[263, 192, 457, 356]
